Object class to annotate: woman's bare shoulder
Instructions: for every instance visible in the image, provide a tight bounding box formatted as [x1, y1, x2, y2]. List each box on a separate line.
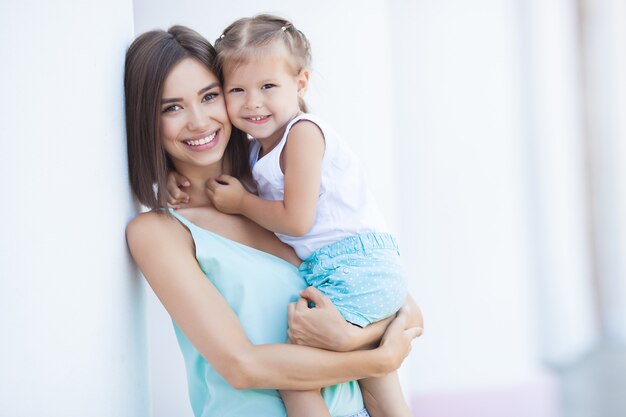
[126, 210, 189, 249]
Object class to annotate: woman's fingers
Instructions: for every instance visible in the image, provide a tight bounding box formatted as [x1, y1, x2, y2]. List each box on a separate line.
[295, 296, 309, 311]
[405, 326, 424, 339]
[287, 302, 297, 343]
[299, 286, 328, 308]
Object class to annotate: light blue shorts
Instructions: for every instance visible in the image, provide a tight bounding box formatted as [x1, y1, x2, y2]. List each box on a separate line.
[299, 232, 407, 327]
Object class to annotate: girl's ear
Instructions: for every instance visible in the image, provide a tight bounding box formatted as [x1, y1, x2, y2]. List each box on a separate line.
[296, 69, 310, 97]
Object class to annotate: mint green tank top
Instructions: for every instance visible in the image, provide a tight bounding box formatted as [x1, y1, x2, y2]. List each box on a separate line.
[169, 209, 364, 417]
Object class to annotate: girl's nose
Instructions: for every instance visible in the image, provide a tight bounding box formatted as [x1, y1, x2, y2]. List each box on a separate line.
[244, 94, 262, 110]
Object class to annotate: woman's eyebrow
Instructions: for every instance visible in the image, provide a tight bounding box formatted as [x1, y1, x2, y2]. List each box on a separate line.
[198, 82, 220, 95]
[160, 83, 221, 104]
[160, 97, 181, 104]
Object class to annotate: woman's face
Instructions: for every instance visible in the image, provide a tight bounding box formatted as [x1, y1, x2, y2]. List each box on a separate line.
[160, 57, 231, 171]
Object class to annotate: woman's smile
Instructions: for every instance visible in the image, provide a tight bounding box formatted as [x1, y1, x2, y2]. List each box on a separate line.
[181, 129, 220, 151]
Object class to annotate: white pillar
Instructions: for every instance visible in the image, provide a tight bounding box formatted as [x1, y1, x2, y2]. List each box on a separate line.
[390, 1, 566, 415]
[580, 0, 626, 344]
[0, 1, 149, 416]
[520, 0, 599, 362]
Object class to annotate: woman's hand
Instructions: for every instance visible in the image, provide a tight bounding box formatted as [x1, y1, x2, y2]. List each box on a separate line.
[166, 171, 191, 208]
[288, 288, 425, 353]
[288, 286, 357, 351]
[377, 306, 423, 371]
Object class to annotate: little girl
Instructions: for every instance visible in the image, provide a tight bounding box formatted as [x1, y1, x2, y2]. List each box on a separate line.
[170, 14, 411, 417]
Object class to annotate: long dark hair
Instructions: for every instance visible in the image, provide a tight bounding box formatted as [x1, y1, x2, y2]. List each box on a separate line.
[124, 25, 250, 209]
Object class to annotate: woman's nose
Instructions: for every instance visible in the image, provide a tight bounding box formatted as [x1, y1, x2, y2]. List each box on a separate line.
[187, 105, 209, 131]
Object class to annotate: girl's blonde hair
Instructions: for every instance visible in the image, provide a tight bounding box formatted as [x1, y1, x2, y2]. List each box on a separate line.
[215, 14, 311, 112]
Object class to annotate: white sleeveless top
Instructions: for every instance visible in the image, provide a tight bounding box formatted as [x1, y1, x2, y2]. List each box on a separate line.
[249, 113, 388, 260]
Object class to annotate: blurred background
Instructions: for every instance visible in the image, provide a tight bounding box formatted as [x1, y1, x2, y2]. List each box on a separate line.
[1, 1, 624, 417]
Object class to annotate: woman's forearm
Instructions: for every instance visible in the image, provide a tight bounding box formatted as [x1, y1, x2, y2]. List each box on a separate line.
[226, 307, 417, 390]
[226, 342, 393, 390]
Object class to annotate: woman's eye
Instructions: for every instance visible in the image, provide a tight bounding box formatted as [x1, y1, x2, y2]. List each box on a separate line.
[202, 92, 218, 102]
[162, 104, 182, 113]
[261, 84, 276, 90]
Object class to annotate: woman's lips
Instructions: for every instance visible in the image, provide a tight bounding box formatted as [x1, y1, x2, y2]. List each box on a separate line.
[182, 130, 219, 151]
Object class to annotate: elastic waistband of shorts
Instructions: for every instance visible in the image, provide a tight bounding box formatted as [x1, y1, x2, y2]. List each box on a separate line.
[304, 232, 398, 262]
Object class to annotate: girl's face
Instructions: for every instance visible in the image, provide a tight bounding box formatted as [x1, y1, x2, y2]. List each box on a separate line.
[160, 58, 231, 171]
[223, 53, 309, 148]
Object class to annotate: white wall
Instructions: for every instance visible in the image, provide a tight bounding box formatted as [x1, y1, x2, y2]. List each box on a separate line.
[1, 1, 621, 416]
[0, 1, 149, 416]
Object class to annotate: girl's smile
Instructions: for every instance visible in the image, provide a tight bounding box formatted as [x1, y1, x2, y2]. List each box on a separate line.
[223, 53, 308, 151]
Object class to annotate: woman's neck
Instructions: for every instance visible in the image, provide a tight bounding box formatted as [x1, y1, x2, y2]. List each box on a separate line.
[172, 159, 230, 208]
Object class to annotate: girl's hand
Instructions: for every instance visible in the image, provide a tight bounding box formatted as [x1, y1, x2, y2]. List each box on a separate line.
[206, 174, 248, 214]
[288, 286, 361, 352]
[166, 171, 191, 208]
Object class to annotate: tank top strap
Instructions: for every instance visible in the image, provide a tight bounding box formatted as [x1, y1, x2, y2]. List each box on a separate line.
[168, 208, 193, 228]
[274, 113, 325, 156]
[167, 208, 208, 243]
[284, 113, 325, 141]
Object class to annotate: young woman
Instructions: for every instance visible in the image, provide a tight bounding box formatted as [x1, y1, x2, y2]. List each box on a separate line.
[124, 25, 422, 417]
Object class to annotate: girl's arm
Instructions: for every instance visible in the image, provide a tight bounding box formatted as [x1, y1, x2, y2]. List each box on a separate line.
[126, 212, 420, 390]
[288, 287, 424, 352]
[206, 121, 324, 236]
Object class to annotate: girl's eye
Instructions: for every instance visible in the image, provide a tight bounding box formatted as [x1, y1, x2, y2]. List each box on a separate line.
[261, 84, 276, 90]
[162, 104, 182, 113]
[202, 92, 218, 102]
[229, 87, 243, 93]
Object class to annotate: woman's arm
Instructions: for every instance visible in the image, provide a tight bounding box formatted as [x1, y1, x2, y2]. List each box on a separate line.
[126, 212, 419, 390]
[288, 287, 424, 352]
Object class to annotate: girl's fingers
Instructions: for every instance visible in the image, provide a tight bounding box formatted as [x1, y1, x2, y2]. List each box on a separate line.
[206, 178, 219, 192]
[173, 172, 191, 187]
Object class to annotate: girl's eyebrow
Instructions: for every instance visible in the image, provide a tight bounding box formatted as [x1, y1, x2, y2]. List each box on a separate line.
[161, 82, 221, 104]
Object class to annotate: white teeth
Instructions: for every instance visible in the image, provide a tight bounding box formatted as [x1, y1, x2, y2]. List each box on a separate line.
[250, 116, 266, 121]
[185, 132, 216, 146]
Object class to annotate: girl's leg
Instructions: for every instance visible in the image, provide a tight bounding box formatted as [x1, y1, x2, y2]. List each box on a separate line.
[280, 389, 331, 417]
[359, 371, 412, 417]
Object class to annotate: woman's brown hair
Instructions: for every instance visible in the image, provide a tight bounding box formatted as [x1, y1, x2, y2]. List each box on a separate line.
[124, 25, 250, 210]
